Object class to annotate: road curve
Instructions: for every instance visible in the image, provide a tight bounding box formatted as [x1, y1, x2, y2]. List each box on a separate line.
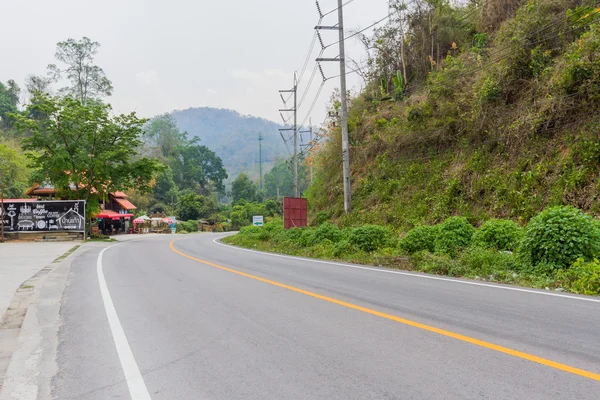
[51, 233, 600, 399]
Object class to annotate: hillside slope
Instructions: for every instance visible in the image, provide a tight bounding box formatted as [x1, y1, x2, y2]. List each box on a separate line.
[307, 0, 600, 230]
[171, 107, 289, 180]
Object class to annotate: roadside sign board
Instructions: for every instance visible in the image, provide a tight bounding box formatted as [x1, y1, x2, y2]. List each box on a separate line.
[0, 200, 86, 232]
[252, 215, 264, 227]
[283, 197, 307, 229]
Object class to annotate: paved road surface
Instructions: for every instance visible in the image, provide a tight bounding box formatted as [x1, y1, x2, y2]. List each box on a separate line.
[44, 234, 600, 398]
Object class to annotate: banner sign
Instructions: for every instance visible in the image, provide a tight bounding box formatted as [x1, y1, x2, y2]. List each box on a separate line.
[0, 200, 86, 232]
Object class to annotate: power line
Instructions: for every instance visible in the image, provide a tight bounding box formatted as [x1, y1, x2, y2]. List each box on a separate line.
[322, 0, 356, 18]
[299, 81, 326, 129]
[325, 13, 391, 49]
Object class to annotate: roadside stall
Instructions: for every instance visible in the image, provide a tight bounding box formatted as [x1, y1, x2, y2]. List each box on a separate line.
[133, 215, 150, 233]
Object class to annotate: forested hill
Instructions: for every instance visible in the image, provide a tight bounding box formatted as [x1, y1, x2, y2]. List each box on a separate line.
[171, 107, 289, 179]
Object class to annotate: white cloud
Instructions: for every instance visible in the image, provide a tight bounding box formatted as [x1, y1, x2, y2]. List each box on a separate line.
[135, 70, 160, 86]
[231, 69, 262, 81]
[206, 88, 217, 95]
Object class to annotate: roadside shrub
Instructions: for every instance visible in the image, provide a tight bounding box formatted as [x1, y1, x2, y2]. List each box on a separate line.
[471, 219, 522, 251]
[434, 217, 475, 257]
[284, 227, 304, 241]
[340, 227, 355, 240]
[239, 225, 262, 238]
[349, 225, 394, 252]
[517, 206, 600, 269]
[263, 219, 284, 239]
[313, 222, 343, 243]
[411, 251, 464, 276]
[312, 239, 335, 258]
[459, 246, 518, 278]
[400, 225, 438, 254]
[314, 211, 330, 226]
[555, 258, 600, 295]
[333, 239, 351, 257]
[299, 229, 318, 247]
[182, 220, 199, 233]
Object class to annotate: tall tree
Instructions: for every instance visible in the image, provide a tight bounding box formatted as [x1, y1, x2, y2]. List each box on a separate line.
[25, 74, 53, 96]
[0, 80, 20, 128]
[264, 158, 309, 199]
[172, 138, 228, 194]
[142, 114, 186, 159]
[11, 94, 162, 218]
[153, 167, 179, 207]
[231, 173, 259, 203]
[176, 189, 219, 221]
[48, 37, 113, 104]
[0, 143, 30, 198]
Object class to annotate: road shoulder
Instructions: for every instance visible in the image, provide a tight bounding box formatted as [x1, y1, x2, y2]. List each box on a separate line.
[0, 244, 88, 400]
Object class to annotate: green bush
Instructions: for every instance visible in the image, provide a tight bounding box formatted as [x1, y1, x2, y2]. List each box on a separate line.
[458, 246, 518, 278]
[314, 211, 330, 226]
[182, 220, 199, 233]
[283, 227, 304, 242]
[517, 206, 600, 269]
[555, 258, 600, 295]
[313, 222, 343, 243]
[239, 225, 262, 237]
[400, 225, 438, 254]
[411, 251, 464, 276]
[333, 239, 352, 257]
[472, 219, 522, 251]
[299, 229, 318, 247]
[349, 225, 394, 252]
[263, 219, 284, 239]
[434, 217, 475, 257]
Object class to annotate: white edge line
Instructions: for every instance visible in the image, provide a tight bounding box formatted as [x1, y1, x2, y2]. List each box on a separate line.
[97, 244, 152, 400]
[212, 237, 600, 304]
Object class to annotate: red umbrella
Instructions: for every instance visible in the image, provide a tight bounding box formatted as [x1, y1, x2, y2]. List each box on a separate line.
[161, 217, 174, 224]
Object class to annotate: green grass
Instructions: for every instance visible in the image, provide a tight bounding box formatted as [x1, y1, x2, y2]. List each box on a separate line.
[52, 245, 81, 263]
[223, 232, 598, 296]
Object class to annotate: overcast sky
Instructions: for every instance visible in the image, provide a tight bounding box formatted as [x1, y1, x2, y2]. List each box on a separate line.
[1, 0, 389, 126]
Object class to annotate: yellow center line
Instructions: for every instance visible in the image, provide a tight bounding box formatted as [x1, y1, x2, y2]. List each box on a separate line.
[169, 239, 600, 382]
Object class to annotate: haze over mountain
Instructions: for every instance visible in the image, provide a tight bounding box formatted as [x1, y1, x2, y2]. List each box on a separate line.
[171, 107, 291, 181]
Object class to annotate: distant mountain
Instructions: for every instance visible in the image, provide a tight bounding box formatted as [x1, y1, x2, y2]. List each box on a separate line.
[171, 107, 291, 181]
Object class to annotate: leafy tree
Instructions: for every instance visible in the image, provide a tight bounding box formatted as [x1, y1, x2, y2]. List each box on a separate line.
[47, 37, 113, 104]
[153, 167, 179, 207]
[142, 114, 186, 159]
[25, 75, 52, 97]
[0, 80, 20, 128]
[172, 138, 228, 194]
[264, 158, 309, 198]
[11, 94, 162, 220]
[176, 190, 219, 221]
[231, 173, 259, 202]
[230, 205, 249, 229]
[0, 143, 31, 198]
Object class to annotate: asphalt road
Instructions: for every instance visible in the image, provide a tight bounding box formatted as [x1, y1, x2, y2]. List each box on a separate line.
[50, 233, 600, 399]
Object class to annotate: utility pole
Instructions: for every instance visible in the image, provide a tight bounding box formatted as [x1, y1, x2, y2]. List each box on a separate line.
[278, 72, 298, 197]
[258, 133, 264, 190]
[309, 121, 313, 183]
[299, 118, 314, 184]
[316, 0, 352, 212]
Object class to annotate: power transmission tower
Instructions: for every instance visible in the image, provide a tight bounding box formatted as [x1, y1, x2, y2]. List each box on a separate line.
[315, 0, 352, 212]
[258, 133, 264, 190]
[279, 72, 299, 197]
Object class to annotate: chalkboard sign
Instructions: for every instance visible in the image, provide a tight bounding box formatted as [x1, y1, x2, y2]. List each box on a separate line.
[0, 200, 86, 232]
